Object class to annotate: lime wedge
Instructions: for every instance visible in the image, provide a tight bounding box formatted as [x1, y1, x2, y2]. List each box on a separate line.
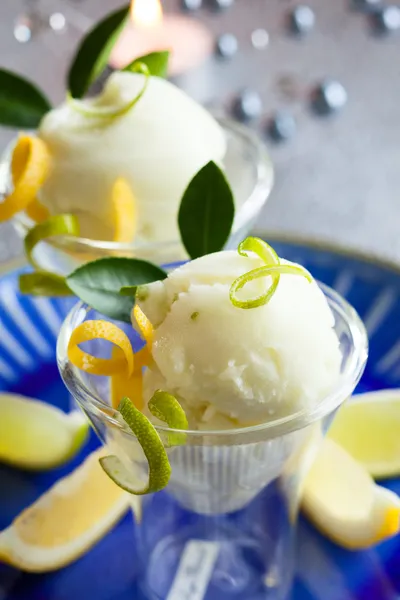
[0, 394, 89, 470]
[328, 389, 400, 479]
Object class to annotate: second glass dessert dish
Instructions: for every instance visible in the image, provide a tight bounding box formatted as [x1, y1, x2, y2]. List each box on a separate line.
[57, 238, 367, 600]
[1, 68, 273, 273]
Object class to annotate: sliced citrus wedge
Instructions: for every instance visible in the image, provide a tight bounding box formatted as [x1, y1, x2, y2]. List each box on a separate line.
[302, 438, 400, 550]
[0, 135, 50, 221]
[0, 393, 88, 470]
[328, 389, 400, 479]
[0, 448, 137, 572]
[68, 320, 134, 376]
[112, 178, 137, 243]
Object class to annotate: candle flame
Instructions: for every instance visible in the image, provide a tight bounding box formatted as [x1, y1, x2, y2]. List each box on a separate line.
[130, 0, 163, 27]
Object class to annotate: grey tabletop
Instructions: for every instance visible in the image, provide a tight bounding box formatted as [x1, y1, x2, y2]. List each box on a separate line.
[1, 0, 399, 266]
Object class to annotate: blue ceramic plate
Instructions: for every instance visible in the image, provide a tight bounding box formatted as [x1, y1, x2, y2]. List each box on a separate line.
[0, 238, 400, 600]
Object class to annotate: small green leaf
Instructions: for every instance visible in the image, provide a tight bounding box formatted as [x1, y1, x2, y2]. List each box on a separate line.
[67, 257, 167, 322]
[178, 161, 235, 260]
[67, 5, 129, 99]
[0, 69, 51, 128]
[19, 272, 72, 296]
[123, 50, 170, 78]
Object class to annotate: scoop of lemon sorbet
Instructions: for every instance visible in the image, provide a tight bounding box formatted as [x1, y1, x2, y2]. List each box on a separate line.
[38, 71, 226, 241]
[134, 250, 342, 429]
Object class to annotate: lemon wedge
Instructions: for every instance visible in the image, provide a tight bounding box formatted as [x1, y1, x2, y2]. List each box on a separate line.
[0, 393, 89, 470]
[0, 448, 136, 572]
[328, 389, 400, 479]
[302, 438, 400, 550]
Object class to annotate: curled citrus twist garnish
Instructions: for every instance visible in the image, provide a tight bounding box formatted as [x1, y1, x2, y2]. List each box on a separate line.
[133, 305, 154, 349]
[238, 236, 279, 264]
[112, 178, 137, 243]
[0, 135, 50, 221]
[19, 271, 72, 296]
[25, 197, 50, 223]
[230, 236, 312, 309]
[110, 345, 150, 411]
[25, 213, 80, 270]
[67, 320, 134, 376]
[149, 390, 189, 447]
[68, 62, 150, 120]
[100, 392, 188, 495]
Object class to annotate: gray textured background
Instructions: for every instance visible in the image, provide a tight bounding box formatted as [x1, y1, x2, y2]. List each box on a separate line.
[1, 0, 399, 264]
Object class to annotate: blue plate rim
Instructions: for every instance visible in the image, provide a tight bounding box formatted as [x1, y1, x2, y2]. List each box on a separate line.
[255, 230, 400, 275]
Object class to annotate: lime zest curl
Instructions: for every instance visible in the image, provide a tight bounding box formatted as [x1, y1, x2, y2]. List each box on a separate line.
[238, 236, 279, 265]
[230, 237, 312, 309]
[100, 391, 188, 496]
[19, 271, 72, 296]
[148, 390, 188, 447]
[24, 213, 80, 271]
[67, 62, 150, 120]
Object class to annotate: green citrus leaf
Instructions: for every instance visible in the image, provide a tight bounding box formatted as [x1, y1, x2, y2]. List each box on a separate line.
[67, 5, 129, 99]
[0, 69, 51, 128]
[67, 257, 167, 322]
[24, 214, 80, 271]
[123, 50, 170, 78]
[19, 272, 72, 296]
[99, 396, 171, 495]
[178, 161, 235, 260]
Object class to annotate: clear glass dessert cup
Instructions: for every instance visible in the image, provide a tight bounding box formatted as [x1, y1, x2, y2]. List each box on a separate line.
[1, 118, 273, 274]
[57, 283, 367, 600]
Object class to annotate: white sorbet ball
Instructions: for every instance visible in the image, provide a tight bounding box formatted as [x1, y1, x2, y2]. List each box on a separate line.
[38, 71, 226, 241]
[136, 250, 341, 427]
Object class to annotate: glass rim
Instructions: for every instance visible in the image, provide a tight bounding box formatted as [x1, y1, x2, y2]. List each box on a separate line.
[12, 117, 274, 252]
[57, 281, 368, 440]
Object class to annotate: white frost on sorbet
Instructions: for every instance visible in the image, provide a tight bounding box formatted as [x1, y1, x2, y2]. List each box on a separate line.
[38, 71, 226, 241]
[136, 250, 341, 428]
